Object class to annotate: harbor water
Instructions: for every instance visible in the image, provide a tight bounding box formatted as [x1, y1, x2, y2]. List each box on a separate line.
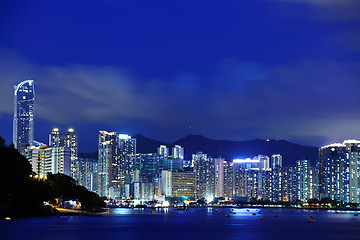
[1, 208, 360, 240]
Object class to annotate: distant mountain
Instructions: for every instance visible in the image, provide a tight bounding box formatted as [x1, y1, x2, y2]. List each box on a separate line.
[79, 134, 319, 166]
[174, 135, 318, 166]
[133, 134, 166, 154]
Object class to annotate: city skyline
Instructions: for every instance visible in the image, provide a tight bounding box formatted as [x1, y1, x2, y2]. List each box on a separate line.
[7, 80, 360, 204]
[1, 0, 360, 152]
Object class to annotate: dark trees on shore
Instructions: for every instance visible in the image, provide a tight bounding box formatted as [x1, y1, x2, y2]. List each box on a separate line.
[0, 139, 104, 217]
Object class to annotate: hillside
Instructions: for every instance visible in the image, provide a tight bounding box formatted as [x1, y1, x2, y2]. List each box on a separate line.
[80, 134, 319, 166]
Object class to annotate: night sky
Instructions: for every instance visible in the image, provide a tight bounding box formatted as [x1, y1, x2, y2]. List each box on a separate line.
[0, 0, 359, 152]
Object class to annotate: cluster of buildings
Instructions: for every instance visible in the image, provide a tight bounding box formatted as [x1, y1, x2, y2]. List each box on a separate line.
[12, 80, 360, 205]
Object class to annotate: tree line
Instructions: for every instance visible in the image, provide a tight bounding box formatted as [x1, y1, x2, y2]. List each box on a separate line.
[0, 137, 105, 218]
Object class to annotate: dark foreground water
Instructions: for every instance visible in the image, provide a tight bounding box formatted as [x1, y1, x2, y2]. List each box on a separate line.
[1, 207, 360, 240]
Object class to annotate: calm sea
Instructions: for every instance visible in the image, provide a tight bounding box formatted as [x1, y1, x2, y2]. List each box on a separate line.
[1, 207, 360, 240]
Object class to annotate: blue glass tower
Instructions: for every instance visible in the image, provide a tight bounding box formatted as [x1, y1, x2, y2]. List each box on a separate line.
[13, 80, 35, 152]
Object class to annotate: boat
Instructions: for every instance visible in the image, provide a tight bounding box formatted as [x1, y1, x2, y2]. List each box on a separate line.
[354, 213, 358, 216]
[308, 218, 316, 223]
[273, 214, 278, 217]
[225, 214, 231, 218]
[232, 212, 236, 214]
[252, 213, 256, 216]
[5, 217, 11, 221]
[174, 203, 187, 211]
[260, 217, 266, 220]
[174, 206, 187, 211]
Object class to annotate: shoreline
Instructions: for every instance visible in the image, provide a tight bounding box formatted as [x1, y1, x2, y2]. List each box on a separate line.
[3, 205, 360, 219]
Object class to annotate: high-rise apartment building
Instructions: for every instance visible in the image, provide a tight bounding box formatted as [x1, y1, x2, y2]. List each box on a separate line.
[344, 140, 360, 203]
[172, 145, 184, 159]
[118, 134, 136, 186]
[23, 145, 52, 177]
[158, 145, 169, 157]
[98, 131, 119, 197]
[257, 155, 270, 170]
[318, 140, 360, 203]
[297, 159, 312, 201]
[318, 143, 348, 202]
[271, 154, 283, 201]
[51, 146, 71, 175]
[23, 144, 70, 177]
[161, 170, 196, 199]
[232, 158, 271, 201]
[283, 166, 298, 202]
[223, 161, 234, 199]
[136, 153, 161, 175]
[215, 158, 225, 198]
[77, 157, 98, 192]
[49, 128, 78, 180]
[193, 152, 215, 200]
[13, 80, 35, 152]
[214, 158, 234, 199]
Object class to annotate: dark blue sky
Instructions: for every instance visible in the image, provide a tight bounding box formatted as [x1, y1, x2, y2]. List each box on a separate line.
[1, 0, 360, 152]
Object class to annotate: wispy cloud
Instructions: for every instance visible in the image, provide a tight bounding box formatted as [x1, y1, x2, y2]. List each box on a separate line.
[276, 0, 357, 7]
[1, 48, 360, 146]
[273, 0, 360, 20]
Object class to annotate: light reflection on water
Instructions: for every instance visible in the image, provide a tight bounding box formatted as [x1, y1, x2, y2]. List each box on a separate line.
[1, 208, 360, 240]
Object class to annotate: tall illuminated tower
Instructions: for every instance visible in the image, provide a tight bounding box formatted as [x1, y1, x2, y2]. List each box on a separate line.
[13, 80, 35, 152]
[318, 143, 347, 202]
[98, 131, 118, 197]
[49, 128, 78, 180]
[193, 152, 215, 200]
[271, 154, 283, 201]
[118, 134, 136, 185]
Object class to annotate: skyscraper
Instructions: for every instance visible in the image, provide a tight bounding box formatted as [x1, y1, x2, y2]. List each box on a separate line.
[193, 152, 215, 200]
[318, 140, 360, 203]
[344, 140, 360, 203]
[172, 145, 184, 159]
[297, 159, 312, 201]
[318, 143, 348, 202]
[118, 134, 136, 185]
[98, 131, 119, 197]
[271, 154, 283, 202]
[13, 80, 35, 152]
[158, 145, 169, 157]
[49, 128, 78, 180]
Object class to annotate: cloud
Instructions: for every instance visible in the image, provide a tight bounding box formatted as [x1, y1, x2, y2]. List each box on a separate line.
[278, 0, 357, 7]
[272, 0, 360, 20]
[0, 48, 213, 133]
[1, 48, 360, 147]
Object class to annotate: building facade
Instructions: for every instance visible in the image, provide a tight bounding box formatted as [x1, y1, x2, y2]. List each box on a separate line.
[13, 80, 35, 152]
[318, 140, 360, 203]
[49, 128, 78, 180]
[98, 131, 119, 197]
[193, 152, 215, 200]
